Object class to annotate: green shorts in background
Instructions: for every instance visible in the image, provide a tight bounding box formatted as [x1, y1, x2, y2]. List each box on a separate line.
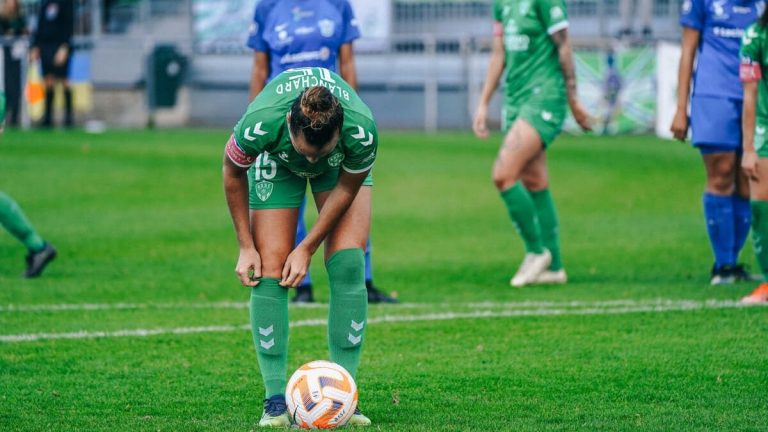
[502, 94, 567, 147]
[247, 152, 373, 210]
[755, 122, 768, 158]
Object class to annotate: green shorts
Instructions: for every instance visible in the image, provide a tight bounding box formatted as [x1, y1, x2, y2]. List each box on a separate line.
[756, 121, 768, 158]
[502, 94, 567, 147]
[248, 152, 373, 209]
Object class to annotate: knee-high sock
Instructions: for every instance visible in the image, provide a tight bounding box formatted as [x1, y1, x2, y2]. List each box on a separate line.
[0, 192, 45, 252]
[295, 198, 311, 287]
[750, 200, 768, 279]
[250, 277, 289, 397]
[364, 238, 373, 282]
[500, 182, 544, 254]
[326, 248, 367, 378]
[43, 86, 53, 124]
[530, 189, 562, 270]
[732, 195, 751, 261]
[703, 193, 735, 268]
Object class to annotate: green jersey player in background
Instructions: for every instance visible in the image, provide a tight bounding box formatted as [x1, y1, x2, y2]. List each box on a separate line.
[473, 0, 591, 287]
[739, 15, 768, 304]
[222, 67, 375, 427]
[0, 91, 58, 277]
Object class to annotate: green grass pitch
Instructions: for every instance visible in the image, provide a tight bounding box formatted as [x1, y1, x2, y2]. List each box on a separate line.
[1, 129, 766, 431]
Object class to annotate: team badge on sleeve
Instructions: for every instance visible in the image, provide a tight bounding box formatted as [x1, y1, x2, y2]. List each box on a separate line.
[226, 135, 257, 167]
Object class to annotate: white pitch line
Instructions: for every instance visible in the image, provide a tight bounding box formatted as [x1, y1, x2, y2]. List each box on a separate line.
[0, 298, 729, 313]
[0, 299, 762, 343]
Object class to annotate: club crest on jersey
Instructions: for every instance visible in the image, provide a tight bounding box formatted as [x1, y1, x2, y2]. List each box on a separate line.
[318, 19, 336, 37]
[328, 152, 345, 167]
[255, 181, 274, 202]
[711, 0, 729, 20]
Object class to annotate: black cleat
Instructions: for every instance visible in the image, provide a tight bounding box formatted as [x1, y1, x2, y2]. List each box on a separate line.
[291, 284, 315, 303]
[731, 264, 762, 282]
[366, 280, 398, 304]
[710, 264, 735, 285]
[23, 243, 57, 278]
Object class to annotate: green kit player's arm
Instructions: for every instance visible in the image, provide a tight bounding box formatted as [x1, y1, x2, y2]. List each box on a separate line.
[549, 28, 591, 132]
[473, 33, 505, 139]
[222, 148, 261, 287]
[280, 168, 370, 287]
[740, 24, 763, 180]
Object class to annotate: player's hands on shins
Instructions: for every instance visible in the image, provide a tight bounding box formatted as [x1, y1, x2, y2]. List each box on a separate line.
[670, 108, 689, 141]
[570, 100, 593, 132]
[28, 47, 39, 62]
[473, 105, 490, 139]
[281, 245, 312, 288]
[235, 247, 261, 287]
[54, 46, 68, 66]
[742, 149, 760, 182]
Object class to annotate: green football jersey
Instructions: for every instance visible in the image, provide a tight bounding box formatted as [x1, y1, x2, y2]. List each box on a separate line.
[228, 67, 377, 178]
[493, 0, 568, 102]
[741, 23, 768, 123]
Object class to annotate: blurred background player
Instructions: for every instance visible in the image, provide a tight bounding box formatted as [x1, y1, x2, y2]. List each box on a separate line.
[473, 0, 591, 287]
[738, 13, 768, 304]
[29, 0, 74, 128]
[0, 0, 28, 128]
[246, 0, 396, 304]
[617, 0, 653, 40]
[671, 0, 761, 285]
[223, 70, 376, 427]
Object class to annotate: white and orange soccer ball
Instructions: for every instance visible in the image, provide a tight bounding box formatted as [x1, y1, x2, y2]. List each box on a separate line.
[286, 360, 358, 429]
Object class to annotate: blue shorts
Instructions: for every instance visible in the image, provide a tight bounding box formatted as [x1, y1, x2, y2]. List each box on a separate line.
[690, 95, 742, 151]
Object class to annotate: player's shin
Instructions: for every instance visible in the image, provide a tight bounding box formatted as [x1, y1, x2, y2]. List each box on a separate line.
[0, 192, 45, 251]
[750, 200, 768, 279]
[500, 182, 544, 253]
[732, 195, 751, 259]
[250, 277, 289, 398]
[326, 248, 367, 378]
[531, 188, 562, 270]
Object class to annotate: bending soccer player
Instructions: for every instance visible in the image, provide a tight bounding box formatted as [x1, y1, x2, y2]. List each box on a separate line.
[672, 0, 761, 285]
[246, 0, 395, 304]
[223, 68, 375, 427]
[739, 15, 768, 304]
[473, 0, 591, 287]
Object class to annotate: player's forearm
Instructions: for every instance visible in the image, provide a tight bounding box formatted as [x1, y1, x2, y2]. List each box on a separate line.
[479, 44, 505, 106]
[299, 172, 366, 254]
[676, 28, 699, 110]
[742, 83, 758, 152]
[249, 52, 269, 100]
[552, 30, 579, 104]
[222, 158, 255, 250]
[339, 44, 358, 90]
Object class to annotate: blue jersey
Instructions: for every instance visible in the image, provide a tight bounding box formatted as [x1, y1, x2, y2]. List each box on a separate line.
[680, 0, 764, 100]
[246, 0, 360, 82]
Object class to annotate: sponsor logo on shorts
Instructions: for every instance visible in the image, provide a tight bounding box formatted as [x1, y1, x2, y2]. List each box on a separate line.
[255, 181, 274, 202]
[328, 152, 345, 167]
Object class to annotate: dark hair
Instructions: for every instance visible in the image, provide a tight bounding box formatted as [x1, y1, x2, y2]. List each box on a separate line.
[289, 87, 344, 148]
[762, 8, 768, 27]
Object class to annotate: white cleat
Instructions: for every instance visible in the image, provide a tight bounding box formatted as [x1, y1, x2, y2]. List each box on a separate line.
[533, 269, 568, 285]
[510, 249, 551, 287]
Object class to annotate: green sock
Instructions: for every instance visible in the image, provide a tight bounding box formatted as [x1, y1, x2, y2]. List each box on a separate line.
[530, 189, 563, 270]
[250, 277, 289, 398]
[500, 182, 544, 254]
[326, 248, 368, 379]
[751, 200, 768, 279]
[0, 192, 45, 252]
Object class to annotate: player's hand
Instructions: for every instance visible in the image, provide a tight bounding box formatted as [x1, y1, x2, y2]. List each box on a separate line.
[473, 104, 490, 139]
[670, 108, 689, 141]
[570, 100, 593, 132]
[281, 245, 311, 288]
[28, 47, 39, 62]
[235, 247, 261, 287]
[742, 149, 760, 182]
[54, 46, 69, 66]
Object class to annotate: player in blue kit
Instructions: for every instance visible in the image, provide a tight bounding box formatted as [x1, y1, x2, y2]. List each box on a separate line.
[671, 0, 764, 284]
[247, 0, 396, 304]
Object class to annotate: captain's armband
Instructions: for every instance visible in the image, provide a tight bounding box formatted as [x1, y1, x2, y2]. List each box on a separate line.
[225, 134, 256, 167]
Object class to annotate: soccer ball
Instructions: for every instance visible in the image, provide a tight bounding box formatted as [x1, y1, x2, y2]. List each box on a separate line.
[286, 360, 358, 429]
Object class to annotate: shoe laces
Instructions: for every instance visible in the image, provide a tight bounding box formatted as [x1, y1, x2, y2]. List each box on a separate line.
[354, 407, 363, 415]
[263, 395, 287, 416]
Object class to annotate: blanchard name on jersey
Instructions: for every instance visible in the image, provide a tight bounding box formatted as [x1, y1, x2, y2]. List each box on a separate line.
[275, 74, 351, 101]
[713, 26, 745, 38]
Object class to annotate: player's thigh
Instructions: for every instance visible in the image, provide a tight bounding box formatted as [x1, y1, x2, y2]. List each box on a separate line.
[521, 150, 549, 191]
[313, 186, 371, 261]
[493, 118, 545, 189]
[250, 208, 300, 278]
